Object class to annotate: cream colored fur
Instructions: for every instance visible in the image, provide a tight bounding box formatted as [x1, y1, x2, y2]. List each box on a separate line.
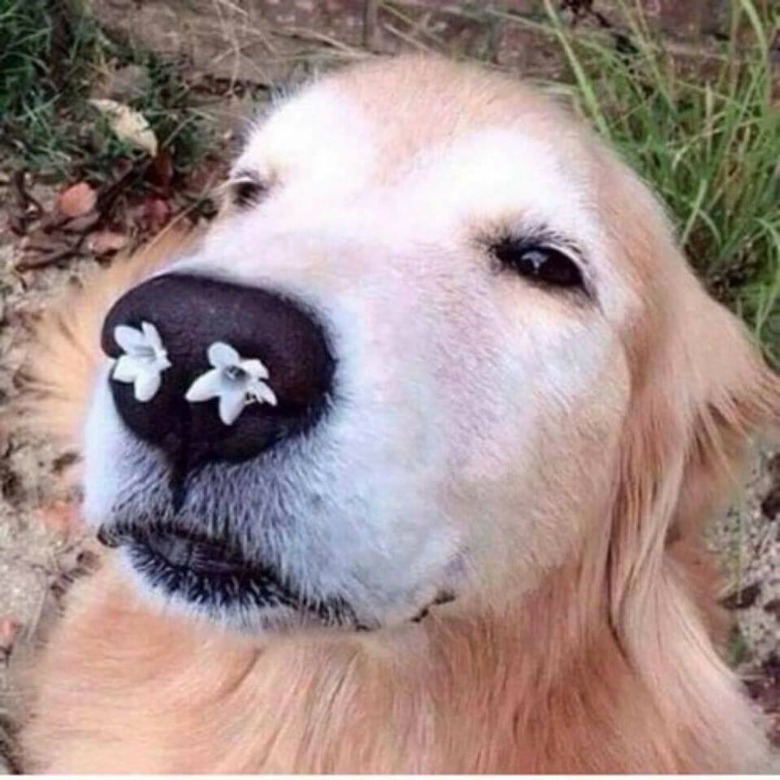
[17, 56, 780, 772]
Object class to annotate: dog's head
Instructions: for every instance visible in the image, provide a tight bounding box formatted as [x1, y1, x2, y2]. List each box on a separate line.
[27, 57, 778, 634]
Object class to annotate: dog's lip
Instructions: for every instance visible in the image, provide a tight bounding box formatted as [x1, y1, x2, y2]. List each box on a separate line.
[131, 528, 253, 577]
[99, 522, 287, 583]
[96, 522, 363, 626]
[96, 525, 458, 629]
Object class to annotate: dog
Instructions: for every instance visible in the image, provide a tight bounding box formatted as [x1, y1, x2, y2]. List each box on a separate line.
[18, 56, 779, 772]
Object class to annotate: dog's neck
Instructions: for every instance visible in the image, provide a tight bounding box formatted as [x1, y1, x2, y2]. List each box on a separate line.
[27, 552, 765, 773]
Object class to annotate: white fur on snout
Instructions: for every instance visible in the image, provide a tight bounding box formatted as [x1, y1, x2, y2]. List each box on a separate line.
[82, 371, 120, 526]
[83, 362, 169, 528]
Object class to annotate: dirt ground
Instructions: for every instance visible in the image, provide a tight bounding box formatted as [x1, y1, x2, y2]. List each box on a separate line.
[0, 195, 99, 773]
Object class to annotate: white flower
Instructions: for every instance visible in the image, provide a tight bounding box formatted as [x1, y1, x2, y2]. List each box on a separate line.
[111, 321, 171, 402]
[185, 342, 277, 425]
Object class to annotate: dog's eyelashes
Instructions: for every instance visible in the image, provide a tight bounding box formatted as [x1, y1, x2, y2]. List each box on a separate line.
[492, 239, 584, 291]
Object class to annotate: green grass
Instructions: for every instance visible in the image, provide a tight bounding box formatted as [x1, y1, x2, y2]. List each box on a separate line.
[0, 0, 206, 183]
[725, 623, 751, 666]
[1, 0, 95, 172]
[496, 0, 779, 362]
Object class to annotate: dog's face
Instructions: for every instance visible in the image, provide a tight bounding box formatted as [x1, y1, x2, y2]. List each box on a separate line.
[74, 58, 766, 633]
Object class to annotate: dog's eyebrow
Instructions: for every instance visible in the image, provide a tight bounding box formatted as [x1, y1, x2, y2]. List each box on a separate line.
[529, 227, 587, 263]
[231, 168, 262, 185]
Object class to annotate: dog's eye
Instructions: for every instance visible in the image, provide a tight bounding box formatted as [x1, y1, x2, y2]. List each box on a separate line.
[492, 239, 584, 290]
[230, 175, 269, 208]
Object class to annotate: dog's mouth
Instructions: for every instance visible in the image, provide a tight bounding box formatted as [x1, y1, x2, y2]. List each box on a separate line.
[97, 523, 357, 627]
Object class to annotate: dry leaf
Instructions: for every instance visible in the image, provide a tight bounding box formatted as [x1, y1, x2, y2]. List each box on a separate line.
[143, 197, 171, 232]
[89, 98, 158, 156]
[88, 230, 128, 255]
[0, 617, 19, 650]
[146, 149, 174, 194]
[61, 212, 101, 233]
[126, 196, 172, 235]
[56, 181, 97, 219]
[37, 500, 81, 536]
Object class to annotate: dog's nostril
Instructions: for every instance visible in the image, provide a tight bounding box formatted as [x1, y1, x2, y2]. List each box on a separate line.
[101, 273, 334, 467]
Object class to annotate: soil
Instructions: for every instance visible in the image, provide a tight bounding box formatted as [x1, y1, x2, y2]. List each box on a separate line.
[0, 184, 103, 773]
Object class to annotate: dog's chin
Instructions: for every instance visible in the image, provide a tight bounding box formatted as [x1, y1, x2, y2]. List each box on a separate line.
[99, 523, 366, 633]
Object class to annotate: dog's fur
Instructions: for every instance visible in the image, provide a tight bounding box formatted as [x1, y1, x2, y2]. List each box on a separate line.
[18, 56, 780, 772]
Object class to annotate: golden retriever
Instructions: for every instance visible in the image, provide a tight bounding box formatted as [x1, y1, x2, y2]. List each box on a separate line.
[18, 56, 780, 772]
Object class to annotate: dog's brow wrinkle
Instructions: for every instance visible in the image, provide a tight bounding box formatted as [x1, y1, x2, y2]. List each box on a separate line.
[232, 168, 259, 181]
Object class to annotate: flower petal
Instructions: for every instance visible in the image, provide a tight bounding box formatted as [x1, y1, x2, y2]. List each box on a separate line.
[114, 325, 144, 352]
[141, 321, 164, 352]
[240, 358, 270, 380]
[251, 381, 277, 406]
[185, 369, 223, 402]
[219, 389, 247, 425]
[112, 355, 141, 382]
[156, 354, 172, 371]
[208, 342, 240, 368]
[134, 371, 162, 402]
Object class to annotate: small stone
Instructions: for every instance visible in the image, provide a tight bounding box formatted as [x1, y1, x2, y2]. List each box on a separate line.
[764, 599, 780, 618]
[0, 617, 19, 664]
[761, 487, 780, 520]
[720, 581, 761, 610]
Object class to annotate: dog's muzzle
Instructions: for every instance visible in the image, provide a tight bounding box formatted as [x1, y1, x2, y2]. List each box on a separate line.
[94, 272, 349, 623]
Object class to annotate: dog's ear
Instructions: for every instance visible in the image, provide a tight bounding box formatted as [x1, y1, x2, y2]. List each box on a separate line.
[601, 283, 777, 764]
[591, 155, 780, 651]
[607, 272, 779, 652]
[16, 225, 199, 448]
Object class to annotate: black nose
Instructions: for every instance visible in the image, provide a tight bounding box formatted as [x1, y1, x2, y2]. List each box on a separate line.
[101, 273, 334, 469]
